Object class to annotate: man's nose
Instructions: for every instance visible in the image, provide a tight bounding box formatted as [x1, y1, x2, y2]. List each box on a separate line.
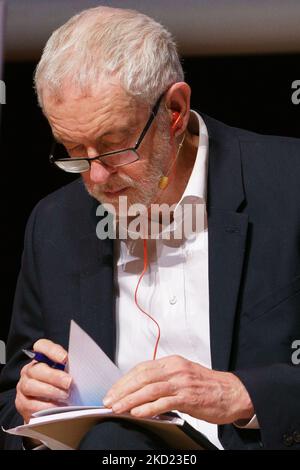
[87, 148, 117, 184]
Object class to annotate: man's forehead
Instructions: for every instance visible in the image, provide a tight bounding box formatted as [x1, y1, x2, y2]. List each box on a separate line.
[45, 89, 135, 116]
[44, 83, 143, 142]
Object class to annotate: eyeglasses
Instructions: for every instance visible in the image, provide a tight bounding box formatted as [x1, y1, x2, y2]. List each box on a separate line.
[49, 92, 164, 173]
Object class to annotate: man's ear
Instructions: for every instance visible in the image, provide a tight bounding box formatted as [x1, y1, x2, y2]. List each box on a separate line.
[164, 82, 191, 136]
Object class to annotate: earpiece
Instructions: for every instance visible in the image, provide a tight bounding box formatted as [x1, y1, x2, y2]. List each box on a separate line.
[171, 111, 181, 131]
[158, 110, 184, 190]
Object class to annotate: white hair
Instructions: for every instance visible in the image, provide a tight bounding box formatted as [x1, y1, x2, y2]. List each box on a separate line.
[34, 6, 184, 110]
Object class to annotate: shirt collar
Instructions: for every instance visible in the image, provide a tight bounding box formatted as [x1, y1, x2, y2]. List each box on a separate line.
[174, 109, 209, 210]
[158, 109, 208, 237]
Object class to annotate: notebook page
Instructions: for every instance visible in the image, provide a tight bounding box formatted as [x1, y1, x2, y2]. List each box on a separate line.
[67, 320, 122, 405]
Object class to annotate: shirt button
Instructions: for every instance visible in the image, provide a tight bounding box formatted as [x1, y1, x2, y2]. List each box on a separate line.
[169, 295, 177, 305]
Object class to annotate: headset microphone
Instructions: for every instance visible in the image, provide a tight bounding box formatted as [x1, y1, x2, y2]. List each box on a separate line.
[158, 175, 169, 190]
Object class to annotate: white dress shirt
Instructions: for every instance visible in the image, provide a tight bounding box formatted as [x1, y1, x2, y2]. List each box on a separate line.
[114, 110, 256, 450]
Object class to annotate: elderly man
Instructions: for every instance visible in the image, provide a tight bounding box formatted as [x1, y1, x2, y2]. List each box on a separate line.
[1, 6, 300, 451]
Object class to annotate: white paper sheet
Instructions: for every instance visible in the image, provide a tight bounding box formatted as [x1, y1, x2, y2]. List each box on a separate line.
[67, 320, 122, 406]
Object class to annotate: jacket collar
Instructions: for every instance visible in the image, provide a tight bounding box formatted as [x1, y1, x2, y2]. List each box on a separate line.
[203, 113, 248, 371]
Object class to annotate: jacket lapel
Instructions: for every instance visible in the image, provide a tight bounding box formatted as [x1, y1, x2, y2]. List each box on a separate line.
[204, 115, 249, 371]
[74, 202, 116, 363]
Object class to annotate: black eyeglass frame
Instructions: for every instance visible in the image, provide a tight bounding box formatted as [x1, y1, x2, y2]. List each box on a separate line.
[49, 92, 165, 171]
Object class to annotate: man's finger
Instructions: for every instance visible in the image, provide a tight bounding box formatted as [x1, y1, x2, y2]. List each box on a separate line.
[130, 396, 181, 419]
[104, 356, 187, 405]
[110, 381, 175, 414]
[15, 393, 60, 424]
[27, 362, 72, 391]
[19, 376, 70, 403]
[104, 361, 167, 404]
[33, 339, 68, 364]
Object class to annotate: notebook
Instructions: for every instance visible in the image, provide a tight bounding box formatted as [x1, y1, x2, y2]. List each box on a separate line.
[4, 321, 217, 450]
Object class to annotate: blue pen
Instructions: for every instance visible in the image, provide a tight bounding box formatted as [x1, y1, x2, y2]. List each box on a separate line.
[22, 349, 66, 371]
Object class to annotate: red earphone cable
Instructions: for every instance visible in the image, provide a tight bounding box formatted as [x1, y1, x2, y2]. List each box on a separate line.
[134, 238, 161, 360]
[133, 117, 181, 361]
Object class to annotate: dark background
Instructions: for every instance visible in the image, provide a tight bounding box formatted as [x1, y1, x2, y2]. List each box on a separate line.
[1, 53, 300, 370]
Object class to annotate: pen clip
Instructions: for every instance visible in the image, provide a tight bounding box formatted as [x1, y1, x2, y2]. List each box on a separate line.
[22, 349, 36, 360]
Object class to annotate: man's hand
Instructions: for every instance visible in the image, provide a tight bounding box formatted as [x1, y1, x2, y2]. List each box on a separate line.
[103, 355, 254, 424]
[16, 339, 72, 424]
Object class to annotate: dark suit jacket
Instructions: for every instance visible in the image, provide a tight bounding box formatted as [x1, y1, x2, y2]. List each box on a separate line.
[1, 114, 300, 450]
